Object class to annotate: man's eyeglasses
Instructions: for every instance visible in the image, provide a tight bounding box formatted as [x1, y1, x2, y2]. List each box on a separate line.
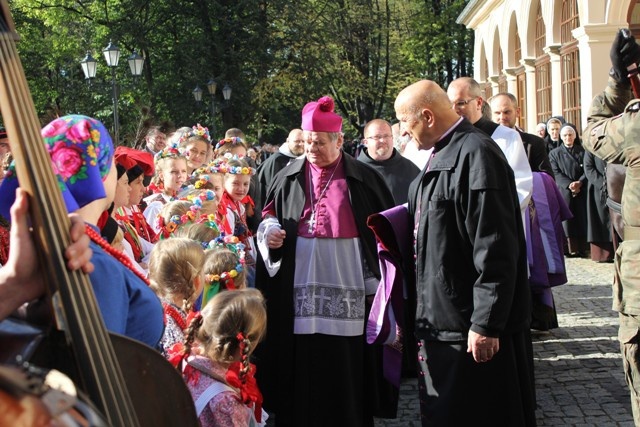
[365, 134, 392, 141]
[452, 97, 477, 108]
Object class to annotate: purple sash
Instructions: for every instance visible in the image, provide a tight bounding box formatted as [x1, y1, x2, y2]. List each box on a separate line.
[366, 204, 414, 388]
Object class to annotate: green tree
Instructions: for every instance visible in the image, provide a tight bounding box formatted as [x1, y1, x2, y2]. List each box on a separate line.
[8, 0, 473, 143]
[400, 0, 473, 86]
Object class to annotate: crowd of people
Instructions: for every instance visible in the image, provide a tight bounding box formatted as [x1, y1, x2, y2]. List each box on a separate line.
[0, 29, 638, 427]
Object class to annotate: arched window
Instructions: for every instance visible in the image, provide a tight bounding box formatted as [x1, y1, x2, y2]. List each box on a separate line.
[482, 56, 492, 100]
[560, 0, 581, 129]
[498, 48, 507, 93]
[514, 34, 526, 130]
[535, 2, 551, 123]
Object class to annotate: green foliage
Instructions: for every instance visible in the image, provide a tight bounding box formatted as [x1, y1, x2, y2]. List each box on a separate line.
[7, 0, 473, 141]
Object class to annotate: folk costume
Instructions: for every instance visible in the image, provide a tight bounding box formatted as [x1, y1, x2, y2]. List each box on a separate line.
[184, 355, 266, 427]
[216, 165, 257, 287]
[160, 301, 188, 358]
[114, 145, 157, 247]
[255, 97, 397, 426]
[409, 119, 535, 426]
[0, 115, 163, 349]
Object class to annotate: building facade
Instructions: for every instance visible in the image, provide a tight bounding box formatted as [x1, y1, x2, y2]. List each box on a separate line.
[457, 0, 640, 133]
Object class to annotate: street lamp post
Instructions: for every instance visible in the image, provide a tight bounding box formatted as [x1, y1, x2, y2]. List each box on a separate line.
[80, 51, 97, 82]
[102, 41, 121, 144]
[80, 41, 144, 144]
[222, 84, 232, 103]
[206, 78, 217, 138]
[192, 81, 231, 140]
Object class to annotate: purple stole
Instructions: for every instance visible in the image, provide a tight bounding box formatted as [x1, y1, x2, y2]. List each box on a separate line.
[527, 172, 573, 289]
[366, 204, 415, 388]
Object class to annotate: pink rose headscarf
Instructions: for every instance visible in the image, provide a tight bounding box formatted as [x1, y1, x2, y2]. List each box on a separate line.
[0, 115, 114, 219]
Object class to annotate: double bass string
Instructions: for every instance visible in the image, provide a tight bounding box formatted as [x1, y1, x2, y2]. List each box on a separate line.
[0, 7, 139, 426]
[0, 35, 135, 425]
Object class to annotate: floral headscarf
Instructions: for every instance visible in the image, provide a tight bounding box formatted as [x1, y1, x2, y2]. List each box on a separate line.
[0, 115, 113, 219]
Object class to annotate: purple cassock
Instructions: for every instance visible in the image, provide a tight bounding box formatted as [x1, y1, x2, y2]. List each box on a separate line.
[366, 204, 415, 388]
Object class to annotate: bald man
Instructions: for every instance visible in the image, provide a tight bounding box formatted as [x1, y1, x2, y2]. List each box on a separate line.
[448, 78, 533, 220]
[395, 80, 535, 426]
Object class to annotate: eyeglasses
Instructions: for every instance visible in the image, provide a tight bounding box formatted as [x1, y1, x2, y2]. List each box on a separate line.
[452, 97, 477, 108]
[365, 134, 392, 141]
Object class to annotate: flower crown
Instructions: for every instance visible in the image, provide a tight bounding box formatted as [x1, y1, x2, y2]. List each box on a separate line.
[155, 203, 201, 239]
[193, 176, 210, 189]
[186, 189, 216, 205]
[191, 157, 228, 177]
[215, 137, 243, 151]
[218, 154, 256, 176]
[155, 142, 184, 161]
[196, 213, 221, 239]
[204, 235, 246, 291]
[183, 123, 211, 143]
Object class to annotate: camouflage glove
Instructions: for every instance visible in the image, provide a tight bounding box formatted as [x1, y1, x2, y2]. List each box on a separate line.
[610, 29, 640, 83]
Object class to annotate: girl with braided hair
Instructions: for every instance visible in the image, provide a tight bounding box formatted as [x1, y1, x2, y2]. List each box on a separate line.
[148, 237, 205, 357]
[179, 288, 267, 427]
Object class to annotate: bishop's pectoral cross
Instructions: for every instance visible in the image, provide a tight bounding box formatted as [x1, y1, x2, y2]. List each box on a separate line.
[307, 212, 316, 233]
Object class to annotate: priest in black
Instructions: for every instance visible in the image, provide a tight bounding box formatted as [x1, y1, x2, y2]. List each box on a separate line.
[357, 119, 420, 205]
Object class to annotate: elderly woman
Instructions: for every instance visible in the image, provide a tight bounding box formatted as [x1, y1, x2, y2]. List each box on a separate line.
[549, 123, 588, 257]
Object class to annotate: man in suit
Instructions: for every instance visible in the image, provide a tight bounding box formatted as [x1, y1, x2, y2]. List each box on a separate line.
[489, 92, 554, 177]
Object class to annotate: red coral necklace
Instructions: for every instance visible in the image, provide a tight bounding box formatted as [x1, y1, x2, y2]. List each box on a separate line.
[85, 224, 150, 286]
[162, 302, 187, 330]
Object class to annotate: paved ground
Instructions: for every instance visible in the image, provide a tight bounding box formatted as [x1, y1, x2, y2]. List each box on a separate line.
[374, 257, 635, 426]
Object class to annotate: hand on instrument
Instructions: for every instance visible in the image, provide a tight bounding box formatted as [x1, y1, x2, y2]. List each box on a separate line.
[0, 189, 94, 321]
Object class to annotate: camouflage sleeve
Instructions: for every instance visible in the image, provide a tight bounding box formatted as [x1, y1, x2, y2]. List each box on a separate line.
[583, 77, 637, 165]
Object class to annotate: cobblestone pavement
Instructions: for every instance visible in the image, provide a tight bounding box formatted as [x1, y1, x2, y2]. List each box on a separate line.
[374, 257, 634, 426]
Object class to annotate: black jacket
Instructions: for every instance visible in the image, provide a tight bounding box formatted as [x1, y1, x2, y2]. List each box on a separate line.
[408, 120, 530, 341]
[518, 130, 554, 177]
[357, 148, 421, 204]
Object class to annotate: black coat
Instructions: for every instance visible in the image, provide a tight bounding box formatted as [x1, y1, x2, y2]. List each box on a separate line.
[254, 152, 396, 418]
[544, 135, 561, 153]
[255, 151, 294, 217]
[549, 144, 588, 239]
[518, 130, 554, 177]
[408, 119, 530, 341]
[357, 148, 421, 204]
[584, 151, 611, 243]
